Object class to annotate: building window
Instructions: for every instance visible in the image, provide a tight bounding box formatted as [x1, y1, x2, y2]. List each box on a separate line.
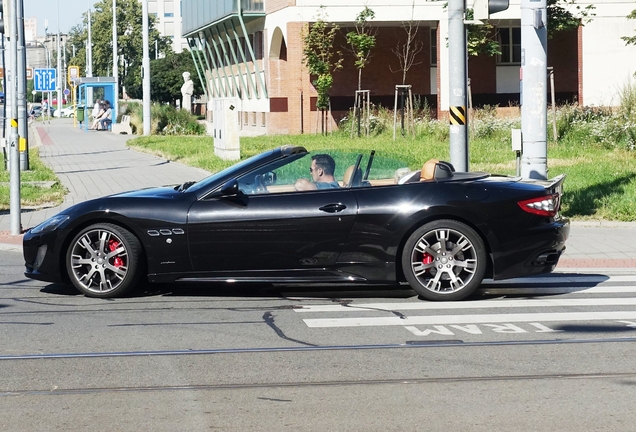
[164, 1, 174, 18]
[430, 28, 437, 67]
[239, 36, 246, 60]
[254, 31, 263, 60]
[165, 22, 175, 38]
[498, 27, 521, 64]
[247, 34, 254, 62]
[148, 1, 157, 14]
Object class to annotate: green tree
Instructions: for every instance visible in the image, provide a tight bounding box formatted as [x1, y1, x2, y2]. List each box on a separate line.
[66, 0, 172, 100]
[346, 7, 377, 91]
[150, 51, 204, 105]
[302, 7, 343, 133]
[622, 9, 636, 46]
[392, 1, 424, 86]
[547, 0, 595, 38]
[466, 0, 595, 58]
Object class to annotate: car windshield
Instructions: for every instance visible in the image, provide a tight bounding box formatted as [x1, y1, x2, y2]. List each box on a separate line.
[185, 149, 279, 194]
[233, 149, 410, 195]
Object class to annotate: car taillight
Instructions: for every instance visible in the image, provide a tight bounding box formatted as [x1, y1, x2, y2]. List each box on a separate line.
[518, 194, 560, 217]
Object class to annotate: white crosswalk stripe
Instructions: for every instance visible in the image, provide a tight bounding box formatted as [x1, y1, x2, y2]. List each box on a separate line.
[295, 272, 636, 329]
[303, 311, 636, 328]
[296, 297, 636, 313]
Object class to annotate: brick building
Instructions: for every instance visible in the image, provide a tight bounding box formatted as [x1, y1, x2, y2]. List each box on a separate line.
[181, 0, 636, 135]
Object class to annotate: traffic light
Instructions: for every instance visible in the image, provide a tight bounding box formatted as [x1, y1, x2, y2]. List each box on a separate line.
[473, 0, 510, 20]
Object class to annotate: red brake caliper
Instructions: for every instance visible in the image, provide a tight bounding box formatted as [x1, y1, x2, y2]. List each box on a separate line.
[108, 239, 124, 268]
[422, 253, 433, 271]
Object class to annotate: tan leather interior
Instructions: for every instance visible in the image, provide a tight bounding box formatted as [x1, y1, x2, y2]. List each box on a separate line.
[343, 165, 361, 187]
[420, 158, 440, 181]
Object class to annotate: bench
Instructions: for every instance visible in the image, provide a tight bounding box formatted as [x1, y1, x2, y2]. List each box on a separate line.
[112, 115, 133, 135]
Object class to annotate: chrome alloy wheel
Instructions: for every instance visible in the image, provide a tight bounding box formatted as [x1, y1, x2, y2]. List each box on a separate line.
[403, 220, 486, 301]
[69, 227, 130, 295]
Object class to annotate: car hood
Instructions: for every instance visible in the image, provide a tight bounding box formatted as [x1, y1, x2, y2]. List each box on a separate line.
[108, 185, 183, 199]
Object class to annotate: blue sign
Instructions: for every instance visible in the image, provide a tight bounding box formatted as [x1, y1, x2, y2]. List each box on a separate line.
[34, 68, 57, 92]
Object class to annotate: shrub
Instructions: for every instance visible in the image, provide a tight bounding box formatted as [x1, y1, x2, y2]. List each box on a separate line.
[119, 101, 205, 135]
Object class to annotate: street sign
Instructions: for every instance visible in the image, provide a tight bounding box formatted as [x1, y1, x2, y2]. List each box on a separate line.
[26, 67, 34, 80]
[64, 88, 70, 96]
[34, 68, 57, 92]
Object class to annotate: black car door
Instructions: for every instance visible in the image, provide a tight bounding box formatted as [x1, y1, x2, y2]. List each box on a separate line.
[187, 189, 358, 272]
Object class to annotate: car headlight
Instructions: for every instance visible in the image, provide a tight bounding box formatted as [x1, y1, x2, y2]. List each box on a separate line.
[30, 214, 70, 234]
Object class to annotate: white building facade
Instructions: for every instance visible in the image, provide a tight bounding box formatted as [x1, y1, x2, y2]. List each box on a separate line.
[178, 1, 635, 135]
[148, 0, 188, 53]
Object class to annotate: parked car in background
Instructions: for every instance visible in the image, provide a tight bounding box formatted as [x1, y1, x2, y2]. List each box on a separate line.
[29, 104, 43, 118]
[54, 106, 75, 118]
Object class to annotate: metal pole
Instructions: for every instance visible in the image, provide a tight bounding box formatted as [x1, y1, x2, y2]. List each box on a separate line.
[87, 0, 93, 104]
[17, 0, 28, 170]
[112, 0, 118, 116]
[448, 0, 468, 172]
[549, 67, 557, 143]
[56, 0, 62, 117]
[520, 0, 548, 179]
[9, 0, 22, 234]
[142, 0, 151, 135]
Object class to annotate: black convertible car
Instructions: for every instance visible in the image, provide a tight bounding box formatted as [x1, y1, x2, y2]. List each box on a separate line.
[23, 145, 569, 301]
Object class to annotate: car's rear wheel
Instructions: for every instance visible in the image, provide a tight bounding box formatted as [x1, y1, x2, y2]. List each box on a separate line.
[402, 220, 487, 301]
[65, 223, 143, 298]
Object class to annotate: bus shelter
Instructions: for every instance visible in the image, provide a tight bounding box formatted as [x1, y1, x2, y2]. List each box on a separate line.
[76, 77, 117, 131]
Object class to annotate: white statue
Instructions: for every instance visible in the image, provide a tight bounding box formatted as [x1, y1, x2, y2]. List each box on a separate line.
[180, 71, 194, 112]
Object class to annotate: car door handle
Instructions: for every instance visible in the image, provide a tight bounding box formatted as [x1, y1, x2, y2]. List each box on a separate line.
[319, 203, 347, 213]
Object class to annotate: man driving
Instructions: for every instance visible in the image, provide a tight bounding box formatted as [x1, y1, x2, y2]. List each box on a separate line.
[295, 154, 340, 191]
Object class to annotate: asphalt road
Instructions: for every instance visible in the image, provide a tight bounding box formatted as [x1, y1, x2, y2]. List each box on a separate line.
[2, 247, 636, 431]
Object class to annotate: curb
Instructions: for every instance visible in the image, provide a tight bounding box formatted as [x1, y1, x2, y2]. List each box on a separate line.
[570, 220, 636, 229]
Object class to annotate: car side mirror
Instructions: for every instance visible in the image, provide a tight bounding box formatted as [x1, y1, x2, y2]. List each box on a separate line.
[220, 179, 241, 196]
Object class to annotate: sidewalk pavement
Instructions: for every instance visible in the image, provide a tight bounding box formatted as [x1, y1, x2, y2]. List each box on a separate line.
[2, 119, 636, 271]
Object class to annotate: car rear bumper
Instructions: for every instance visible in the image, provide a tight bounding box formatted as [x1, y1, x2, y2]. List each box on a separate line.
[492, 217, 570, 280]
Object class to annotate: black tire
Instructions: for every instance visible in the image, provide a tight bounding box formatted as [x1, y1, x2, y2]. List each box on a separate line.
[402, 219, 487, 301]
[65, 223, 143, 298]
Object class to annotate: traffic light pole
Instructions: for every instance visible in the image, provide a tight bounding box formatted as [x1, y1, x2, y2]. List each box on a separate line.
[448, 0, 469, 172]
[520, 0, 548, 180]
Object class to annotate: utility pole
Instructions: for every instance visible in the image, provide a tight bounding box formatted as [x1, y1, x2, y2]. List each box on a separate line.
[8, 0, 21, 234]
[17, 0, 27, 170]
[56, 0, 62, 116]
[142, 0, 151, 135]
[112, 0, 118, 116]
[87, 0, 93, 104]
[520, 0, 548, 180]
[448, 0, 468, 172]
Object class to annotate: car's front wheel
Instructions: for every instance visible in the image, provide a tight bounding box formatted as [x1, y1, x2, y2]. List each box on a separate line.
[402, 220, 487, 301]
[65, 223, 143, 298]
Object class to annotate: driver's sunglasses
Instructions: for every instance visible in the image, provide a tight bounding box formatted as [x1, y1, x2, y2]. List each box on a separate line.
[309, 167, 314, 173]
